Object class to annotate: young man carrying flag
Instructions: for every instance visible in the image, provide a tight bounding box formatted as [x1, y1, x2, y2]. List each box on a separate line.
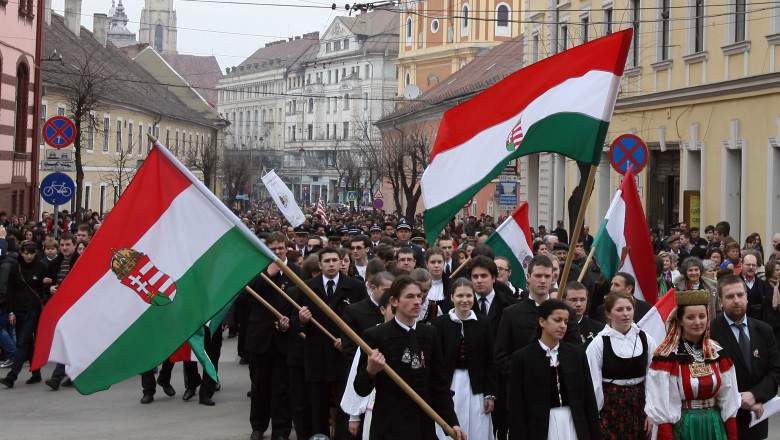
[32, 140, 277, 395]
[422, 29, 633, 243]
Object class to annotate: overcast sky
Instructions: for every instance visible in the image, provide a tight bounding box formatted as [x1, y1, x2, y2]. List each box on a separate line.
[52, 0, 346, 70]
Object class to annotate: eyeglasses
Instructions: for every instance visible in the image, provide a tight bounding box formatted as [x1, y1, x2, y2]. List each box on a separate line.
[497, 267, 510, 272]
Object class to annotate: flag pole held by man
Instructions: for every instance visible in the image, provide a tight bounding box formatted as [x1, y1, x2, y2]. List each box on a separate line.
[31, 138, 277, 395]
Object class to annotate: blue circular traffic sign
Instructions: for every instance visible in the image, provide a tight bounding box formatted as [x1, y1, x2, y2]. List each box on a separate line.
[43, 116, 77, 149]
[40, 172, 75, 205]
[609, 134, 648, 175]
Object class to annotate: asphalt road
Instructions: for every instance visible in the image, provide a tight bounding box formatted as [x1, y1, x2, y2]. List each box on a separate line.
[3, 336, 780, 440]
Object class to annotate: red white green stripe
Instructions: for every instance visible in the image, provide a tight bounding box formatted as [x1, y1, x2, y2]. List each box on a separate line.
[422, 30, 632, 243]
[32, 142, 275, 394]
[591, 168, 659, 304]
[638, 288, 677, 344]
[485, 203, 534, 289]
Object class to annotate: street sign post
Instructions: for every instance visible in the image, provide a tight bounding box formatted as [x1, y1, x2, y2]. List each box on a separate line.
[372, 199, 384, 210]
[609, 134, 648, 175]
[40, 172, 75, 238]
[42, 116, 77, 149]
[41, 149, 76, 172]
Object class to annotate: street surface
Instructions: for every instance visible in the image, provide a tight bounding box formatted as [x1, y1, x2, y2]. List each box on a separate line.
[3, 336, 780, 440]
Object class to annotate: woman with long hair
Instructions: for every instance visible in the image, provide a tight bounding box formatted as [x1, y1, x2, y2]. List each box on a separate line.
[645, 290, 740, 439]
[508, 299, 600, 440]
[586, 293, 657, 439]
[432, 278, 495, 440]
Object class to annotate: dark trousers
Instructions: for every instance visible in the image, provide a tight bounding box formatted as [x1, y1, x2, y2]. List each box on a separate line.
[5, 308, 41, 382]
[235, 295, 249, 360]
[50, 363, 66, 382]
[492, 377, 508, 440]
[289, 363, 313, 440]
[308, 380, 349, 440]
[248, 347, 292, 436]
[141, 359, 174, 395]
[199, 326, 223, 399]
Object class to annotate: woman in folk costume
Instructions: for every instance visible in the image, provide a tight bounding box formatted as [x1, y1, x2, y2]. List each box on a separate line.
[508, 299, 600, 440]
[586, 292, 657, 439]
[645, 289, 741, 439]
[432, 278, 495, 440]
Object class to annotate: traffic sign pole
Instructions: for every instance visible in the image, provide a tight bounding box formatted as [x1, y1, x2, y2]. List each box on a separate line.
[53, 204, 59, 238]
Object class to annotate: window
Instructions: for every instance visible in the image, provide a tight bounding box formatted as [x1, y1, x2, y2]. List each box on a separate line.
[581, 15, 589, 43]
[343, 39, 349, 49]
[431, 18, 440, 33]
[39, 104, 46, 146]
[334, 40, 341, 51]
[604, 7, 613, 35]
[560, 24, 568, 51]
[103, 117, 110, 151]
[660, 0, 671, 60]
[84, 185, 91, 210]
[406, 17, 413, 43]
[138, 124, 143, 153]
[734, 0, 746, 42]
[175, 130, 179, 155]
[532, 33, 540, 62]
[115, 120, 122, 152]
[14, 63, 30, 153]
[694, 0, 705, 52]
[308, 98, 314, 113]
[343, 94, 350, 110]
[128, 122, 134, 153]
[630, 0, 640, 66]
[462, 5, 470, 30]
[326, 124, 330, 139]
[405, 72, 411, 86]
[343, 122, 349, 139]
[99, 185, 106, 215]
[307, 124, 313, 140]
[496, 4, 510, 36]
[364, 64, 370, 78]
[165, 128, 170, 147]
[87, 118, 94, 150]
[326, 42, 331, 52]
[363, 92, 369, 110]
[291, 125, 296, 141]
[57, 107, 65, 116]
[154, 24, 164, 52]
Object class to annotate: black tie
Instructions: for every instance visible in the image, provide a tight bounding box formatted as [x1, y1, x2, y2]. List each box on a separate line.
[734, 322, 752, 371]
[326, 279, 335, 298]
[479, 297, 488, 316]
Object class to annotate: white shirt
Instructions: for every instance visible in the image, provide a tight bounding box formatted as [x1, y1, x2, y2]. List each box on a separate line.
[355, 263, 367, 280]
[444, 259, 453, 273]
[428, 278, 445, 302]
[744, 276, 756, 290]
[322, 273, 340, 294]
[724, 314, 751, 341]
[395, 317, 417, 331]
[538, 339, 560, 367]
[475, 290, 496, 314]
[586, 323, 658, 411]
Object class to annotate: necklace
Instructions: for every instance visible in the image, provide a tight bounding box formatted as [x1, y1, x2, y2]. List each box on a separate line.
[683, 340, 713, 378]
[683, 340, 704, 362]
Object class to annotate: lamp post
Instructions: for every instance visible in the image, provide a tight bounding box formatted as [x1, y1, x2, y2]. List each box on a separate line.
[298, 146, 305, 204]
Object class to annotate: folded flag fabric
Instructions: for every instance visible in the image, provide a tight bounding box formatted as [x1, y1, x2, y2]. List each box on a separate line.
[32, 141, 276, 394]
[484, 202, 534, 289]
[168, 300, 233, 383]
[637, 289, 676, 344]
[422, 29, 633, 243]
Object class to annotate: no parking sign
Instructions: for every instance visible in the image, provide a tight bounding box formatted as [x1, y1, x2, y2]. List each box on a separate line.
[609, 134, 648, 175]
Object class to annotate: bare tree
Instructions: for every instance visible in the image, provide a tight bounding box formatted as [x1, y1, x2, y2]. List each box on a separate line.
[100, 145, 136, 201]
[381, 127, 431, 222]
[353, 119, 385, 202]
[222, 149, 250, 205]
[186, 137, 220, 191]
[46, 47, 112, 212]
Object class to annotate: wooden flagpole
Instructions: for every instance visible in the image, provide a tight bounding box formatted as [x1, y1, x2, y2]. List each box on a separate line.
[260, 273, 338, 343]
[577, 245, 597, 283]
[277, 259, 457, 438]
[243, 286, 305, 340]
[448, 257, 470, 279]
[557, 164, 597, 298]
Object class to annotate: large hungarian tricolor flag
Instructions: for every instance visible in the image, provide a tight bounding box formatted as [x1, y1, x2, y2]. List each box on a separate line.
[32, 142, 275, 394]
[422, 29, 632, 243]
[592, 167, 659, 304]
[484, 203, 534, 288]
[637, 289, 676, 344]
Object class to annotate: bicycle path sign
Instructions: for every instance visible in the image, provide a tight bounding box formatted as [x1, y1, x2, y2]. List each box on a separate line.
[43, 116, 77, 149]
[609, 134, 648, 175]
[40, 172, 75, 205]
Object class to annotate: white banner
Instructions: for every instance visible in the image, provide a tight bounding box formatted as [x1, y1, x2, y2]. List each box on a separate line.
[261, 170, 305, 227]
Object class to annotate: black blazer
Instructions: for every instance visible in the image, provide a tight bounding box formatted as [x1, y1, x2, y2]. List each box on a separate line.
[432, 313, 495, 395]
[243, 263, 300, 355]
[298, 274, 367, 382]
[710, 314, 780, 440]
[577, 316, 606, 346]
[342, 296, 384, 362]
[508, 341, 601, 440]
[494, 298, 581, 376]
[743, 277, 775, 323]
[473, 285, 518, 339]
[355, 320, 459, 440]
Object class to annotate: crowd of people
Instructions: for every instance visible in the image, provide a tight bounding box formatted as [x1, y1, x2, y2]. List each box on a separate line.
[1, 203, 780, 440]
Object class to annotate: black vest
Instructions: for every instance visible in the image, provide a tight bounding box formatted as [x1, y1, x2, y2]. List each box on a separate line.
[602, 331, 648, 381]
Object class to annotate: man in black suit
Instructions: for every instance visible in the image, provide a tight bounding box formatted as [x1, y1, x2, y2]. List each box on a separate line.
[470, 255, 517, 440]
[246, 232, 297, 440]
[292, 226, 310, 257]
[341, 271, 394, 362]
[710, 274, 780, 440]
[742, 253, 774, 324]
[297, 247, 367, 439]
[562, 280, 604, 346]
[593, 272, 651, 323]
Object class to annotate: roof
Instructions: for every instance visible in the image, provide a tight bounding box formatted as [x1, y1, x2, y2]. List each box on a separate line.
[326, 9, 398, 54]
[237, 32, 319, 71]
[378, 35, 524, 124]
[43, 14, 219, 128]
[162, 53, 223, 106]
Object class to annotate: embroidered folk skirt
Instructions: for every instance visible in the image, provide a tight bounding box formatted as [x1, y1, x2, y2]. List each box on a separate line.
[599, 382, 647, 439]
[673, 408, 728, 440]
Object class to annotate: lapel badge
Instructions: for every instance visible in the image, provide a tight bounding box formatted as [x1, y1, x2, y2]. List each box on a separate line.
[753, 349, 760, 359]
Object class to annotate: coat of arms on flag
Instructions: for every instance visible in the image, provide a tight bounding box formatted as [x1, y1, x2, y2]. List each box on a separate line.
[111, 248, 176, 307]
[505, 118, 524, 152]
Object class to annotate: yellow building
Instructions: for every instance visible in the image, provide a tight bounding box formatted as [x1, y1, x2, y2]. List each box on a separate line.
[522, 0, 780, 251]
[39, 11, 221, 215]
[396, 0, 523, 97]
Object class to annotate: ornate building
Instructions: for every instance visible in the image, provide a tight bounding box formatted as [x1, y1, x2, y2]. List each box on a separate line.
[139, 0, 177, 54]
[106, 0, 136, 48]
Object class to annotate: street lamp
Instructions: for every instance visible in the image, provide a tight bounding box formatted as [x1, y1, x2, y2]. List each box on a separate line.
[298, 146, 305, 203]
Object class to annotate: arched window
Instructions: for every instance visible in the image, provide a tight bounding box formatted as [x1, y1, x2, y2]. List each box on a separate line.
[430, 18, 440, 33]
[406, 17, 413, 43]
[14, 62, 30, 153]
[154, 24, 164, 52]
[495, 4, 511, 36]
[462, 5, 469, 29]
[405, 72, 411, 86]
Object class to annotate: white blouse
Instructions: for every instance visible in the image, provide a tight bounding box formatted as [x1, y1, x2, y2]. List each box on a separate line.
[585, 323, 658, 411]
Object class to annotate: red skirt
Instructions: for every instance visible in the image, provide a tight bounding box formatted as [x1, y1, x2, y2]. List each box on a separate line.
[599, 382, 646, 439]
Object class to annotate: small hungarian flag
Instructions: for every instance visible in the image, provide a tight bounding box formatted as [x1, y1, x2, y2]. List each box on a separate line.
[638, 289, 676, 344]
[316, 198, 329, 226]
[422, 29, 632, 243]
[32, 141, 276, 394]
[592, 167, 659, 304]
[484, 203, 534, 289]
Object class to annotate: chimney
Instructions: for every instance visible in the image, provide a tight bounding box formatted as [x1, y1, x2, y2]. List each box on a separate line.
[44, 0, 52, 25]
[64, 0, 83, 37]
[93, 13, 108, 46]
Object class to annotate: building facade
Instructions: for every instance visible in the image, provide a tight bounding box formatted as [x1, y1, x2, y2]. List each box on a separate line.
[522, 0, 780, 251]
[139, 0, 177, 54]
[0, 0, 42, 217]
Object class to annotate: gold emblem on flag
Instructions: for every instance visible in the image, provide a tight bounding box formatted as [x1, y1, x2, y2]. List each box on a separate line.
[111, 248, 176, 306]
[505, 118, 524, 152]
